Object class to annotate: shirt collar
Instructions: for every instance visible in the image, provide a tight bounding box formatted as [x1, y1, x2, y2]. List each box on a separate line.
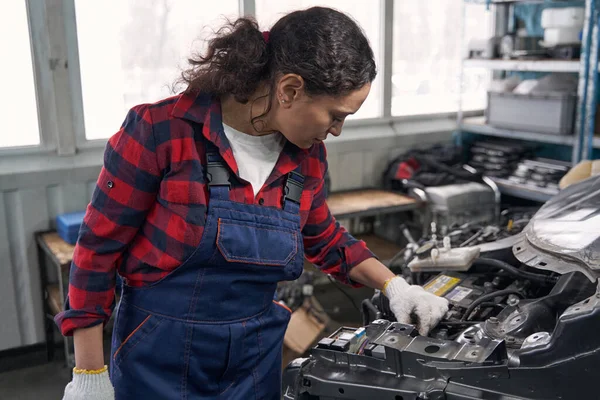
[170, 91, 309, 181]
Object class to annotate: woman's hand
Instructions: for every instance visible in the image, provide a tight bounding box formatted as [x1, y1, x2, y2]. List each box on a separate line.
[384, 276, 449, 336]
[63, 366, 114, 400]
[63, 326, 114, 399]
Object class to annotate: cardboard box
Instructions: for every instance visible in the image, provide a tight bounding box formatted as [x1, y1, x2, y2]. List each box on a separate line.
[282, 298, 329, 367]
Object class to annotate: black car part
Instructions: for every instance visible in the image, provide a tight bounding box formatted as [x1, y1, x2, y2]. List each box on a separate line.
[283, 176, 600, 400]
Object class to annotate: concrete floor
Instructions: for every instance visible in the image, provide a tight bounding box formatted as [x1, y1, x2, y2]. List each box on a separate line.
[0, 360, 71, 400]
[0, 335, 113, 399]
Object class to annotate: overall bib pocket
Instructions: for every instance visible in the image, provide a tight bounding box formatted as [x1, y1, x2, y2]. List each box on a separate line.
[215, 218, 298, 266]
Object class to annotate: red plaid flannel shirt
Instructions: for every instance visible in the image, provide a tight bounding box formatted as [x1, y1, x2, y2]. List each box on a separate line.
[55, 91, 375, 336]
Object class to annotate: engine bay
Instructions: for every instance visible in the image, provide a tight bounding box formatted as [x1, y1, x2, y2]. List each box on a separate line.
[364, 258, 593, 350]
[283, 175, 600, 400]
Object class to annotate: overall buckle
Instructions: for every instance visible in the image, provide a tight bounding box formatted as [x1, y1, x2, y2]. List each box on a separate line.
[206, 155, 231, 187]
[283, 171, 304, 204]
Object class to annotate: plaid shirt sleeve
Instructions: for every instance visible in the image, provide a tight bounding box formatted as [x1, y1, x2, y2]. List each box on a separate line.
[55, 104, 162, 336]
[302, 145, 375, 287]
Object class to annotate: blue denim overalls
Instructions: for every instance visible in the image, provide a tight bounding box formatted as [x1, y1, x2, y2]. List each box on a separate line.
[109, 142, 305, 399]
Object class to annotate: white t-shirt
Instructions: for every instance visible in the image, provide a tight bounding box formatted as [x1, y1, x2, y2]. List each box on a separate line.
[222, 123, 286, 197]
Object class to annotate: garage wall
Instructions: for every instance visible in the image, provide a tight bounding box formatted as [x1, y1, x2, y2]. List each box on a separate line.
[0, 121, 453, 351]
[326, 119, 455, 191]
[0, 163, 100, 351]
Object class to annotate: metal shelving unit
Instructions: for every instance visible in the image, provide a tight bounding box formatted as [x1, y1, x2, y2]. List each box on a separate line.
[489, 177, 559, 202]
[460, 116, 577, 145]
[457, 0, 599, 202]
[464, 58, 580, 72]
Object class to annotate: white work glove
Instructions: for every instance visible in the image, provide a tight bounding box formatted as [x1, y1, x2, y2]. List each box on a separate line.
[63, 367, 114, 400]
[384, 276, 449, 336]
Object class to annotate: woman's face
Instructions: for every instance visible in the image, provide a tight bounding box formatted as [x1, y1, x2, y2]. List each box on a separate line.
[271, 76, 371, 149]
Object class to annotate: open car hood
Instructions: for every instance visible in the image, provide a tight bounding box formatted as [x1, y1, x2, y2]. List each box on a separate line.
[514, 175, 600, 281]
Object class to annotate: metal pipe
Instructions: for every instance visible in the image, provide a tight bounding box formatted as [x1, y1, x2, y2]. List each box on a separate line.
[583, 4, 599, 161]
[572, 0, 594, 165]
[456, 0, 467, 148]
[382, 0, 394, 117]
[463, 164, 501, 224]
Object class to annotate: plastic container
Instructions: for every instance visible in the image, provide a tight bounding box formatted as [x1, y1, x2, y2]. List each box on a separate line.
[543, 27, 582, 46]
[56, 211, 86, 245]
[486, 91, 576, 135]
[541, 7, 585, 29]
[408, 247, 481, 272]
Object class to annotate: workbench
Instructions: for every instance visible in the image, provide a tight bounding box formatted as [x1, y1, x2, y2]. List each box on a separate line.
[36, 231, 121, 368]
[326, 188, 421, 263]
[326, 189, 420, 220]
[35, 231, 76, 368]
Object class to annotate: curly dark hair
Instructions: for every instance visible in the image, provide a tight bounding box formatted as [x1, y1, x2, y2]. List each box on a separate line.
[180, 6, 377, 105]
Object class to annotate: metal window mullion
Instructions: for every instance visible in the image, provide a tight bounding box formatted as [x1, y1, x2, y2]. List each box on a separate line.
[45, 0, 76, 156]
[62, 0, 87, 149]
[456, 0, 467, 146]
[239, 0, 255, 17]
[382, 0, 393, 118]
[582, 4, 599, 161]
[26, 0, 57, 151]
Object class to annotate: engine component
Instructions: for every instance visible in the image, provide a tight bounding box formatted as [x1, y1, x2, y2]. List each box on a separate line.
[423, 272, 486, 314]
[284, 270, 598, 400]
[407, 246, 481, 272]
[275, 271, 316, 312]
[423, 182, 496, 229]
[282, 177, 600, 400]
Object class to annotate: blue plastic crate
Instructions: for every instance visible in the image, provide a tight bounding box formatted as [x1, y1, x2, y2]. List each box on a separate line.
[56, 211, 86, 245]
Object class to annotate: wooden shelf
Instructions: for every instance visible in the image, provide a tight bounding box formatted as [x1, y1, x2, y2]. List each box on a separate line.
[47, 284, 62, 316]
[464, 58, 580, 73]
[38, 232, 75, 269]
[327, 189, 419, 220]
[460, 117, 576, 146]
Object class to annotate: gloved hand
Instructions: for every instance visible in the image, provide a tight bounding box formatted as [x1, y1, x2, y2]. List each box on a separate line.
[63, 366, 114, 400]
[384, 276, 449, 336]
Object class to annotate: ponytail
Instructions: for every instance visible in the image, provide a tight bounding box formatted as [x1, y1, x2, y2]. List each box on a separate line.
[180, 18, 270, 104]
[180, 7, 376, 107]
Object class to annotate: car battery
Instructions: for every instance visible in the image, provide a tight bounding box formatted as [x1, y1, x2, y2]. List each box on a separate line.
[422, 272, 486, 317]
[56, 211, 86, 245]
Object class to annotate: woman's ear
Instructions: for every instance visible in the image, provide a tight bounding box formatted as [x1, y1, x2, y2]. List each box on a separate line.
[276, 74, 305, 107]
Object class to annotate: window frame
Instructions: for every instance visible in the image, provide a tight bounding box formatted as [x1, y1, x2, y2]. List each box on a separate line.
[390, 0, 496, 119]
[1, 0, 493, 156]
[64, 0, 95, 151]
[0, 0, 58, 156]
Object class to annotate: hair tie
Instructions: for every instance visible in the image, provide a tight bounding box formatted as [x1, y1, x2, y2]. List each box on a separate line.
[262, 31, 270, 44]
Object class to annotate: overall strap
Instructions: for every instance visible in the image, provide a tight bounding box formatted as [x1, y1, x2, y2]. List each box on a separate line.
[205, 142, 230, 201]
[283, 165, 304, 213]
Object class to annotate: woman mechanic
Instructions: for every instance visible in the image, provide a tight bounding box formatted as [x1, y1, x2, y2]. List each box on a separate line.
[57, 7, 448, 400]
